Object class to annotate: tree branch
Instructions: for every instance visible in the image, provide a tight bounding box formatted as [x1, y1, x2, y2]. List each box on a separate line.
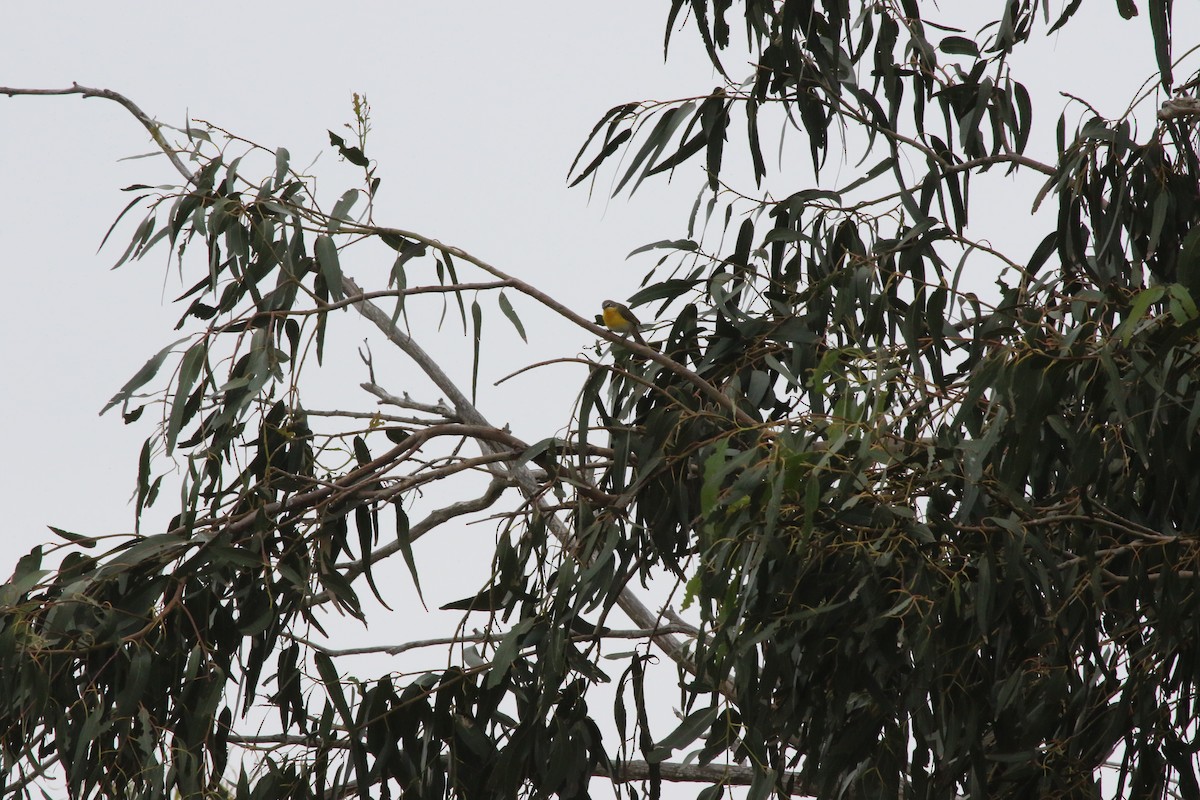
[223, 735, 800, 795]
[600, 759, 802, 793]
[293, 624, 698, 657]
[304, 407, 445, 427]
[1, 83, 194, 181]
[360, 382, 457, 419]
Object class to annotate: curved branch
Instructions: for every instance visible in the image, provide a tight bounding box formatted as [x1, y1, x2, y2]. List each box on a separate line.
[1, 83, 193, 181]
[294, 624, 698, 658]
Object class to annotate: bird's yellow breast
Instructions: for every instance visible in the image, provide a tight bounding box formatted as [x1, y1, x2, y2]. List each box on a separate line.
[603, 305, 634, 333]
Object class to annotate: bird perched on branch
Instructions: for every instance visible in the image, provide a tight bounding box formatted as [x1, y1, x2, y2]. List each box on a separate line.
[601, 299, 646, 346]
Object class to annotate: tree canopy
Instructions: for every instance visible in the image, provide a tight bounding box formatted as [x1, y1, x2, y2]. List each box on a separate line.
[4, 1, 1200, 798]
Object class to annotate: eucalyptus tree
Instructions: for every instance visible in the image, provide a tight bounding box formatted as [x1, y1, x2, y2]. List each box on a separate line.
[4, 1, 1200, 798]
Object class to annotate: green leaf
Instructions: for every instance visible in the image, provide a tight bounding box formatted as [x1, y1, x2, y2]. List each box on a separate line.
[166, 341, 205, 455]
[836, 156, 894, 195]
[314, 235, 345, 301]
[328, 130, 369, 167]
[1168, 283, 1198, 322]
[69, 706, 110, 789]
[646, 120, 709, 178]
[1148, 2, 1172, 90]
[395, 505, 426, 608]
[568, 128, 632, 188]
[6, 548, 47, 598]
[615, 101, 696, 195]
[97, 193, 150, 253]
[100, 336, 189, 416]
[313, 652, 354, 726]
[939, 36, 979, 57]
[568, 102, 637, 177]
[440, 585, 508, 612]
[647, 706, 719, 763]
[471, 298, 482, 402]
[111, 213, 155, 269]
[114, 647, 152, 717]
[746, 767, 772, 800]
[1176, 224, 1200, 298]
[1117, 285, 1164, 346]
[327, 189, 360, 233]
[700, 440, 731, 516]
[352, 435, 372, 467]
[486, 619, 534, 689]
[273, 146, 291, 186]
[497, 291, 527, 342]
[1049, 0, 1086, 32]
[627, 239, 699, 257]
[48, 526, 97, 548]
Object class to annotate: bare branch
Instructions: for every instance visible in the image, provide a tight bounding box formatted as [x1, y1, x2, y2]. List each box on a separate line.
[1159, 96, 1200, 120]
[2, 83, 193, 181]
[294, 624, 698, 657]
[360, 382, 457, 419]
[304, 407, 445, 427]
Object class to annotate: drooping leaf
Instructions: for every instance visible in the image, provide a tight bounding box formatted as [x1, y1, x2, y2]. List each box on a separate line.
[100, 336, 190, 416]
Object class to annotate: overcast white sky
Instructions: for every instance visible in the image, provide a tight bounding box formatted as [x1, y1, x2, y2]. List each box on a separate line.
[0, 3, 720, 543]
[2, 2, 1197, 797]
[4, 2, 1192, 548]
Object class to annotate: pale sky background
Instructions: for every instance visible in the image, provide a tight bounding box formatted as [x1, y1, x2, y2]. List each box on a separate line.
[2, 2, 1197, 797]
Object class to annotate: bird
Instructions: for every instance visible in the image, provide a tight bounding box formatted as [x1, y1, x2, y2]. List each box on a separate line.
[601, 299, 646, 346]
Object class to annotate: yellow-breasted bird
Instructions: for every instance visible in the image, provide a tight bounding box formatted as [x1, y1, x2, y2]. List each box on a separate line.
[601, 299, 646, 345]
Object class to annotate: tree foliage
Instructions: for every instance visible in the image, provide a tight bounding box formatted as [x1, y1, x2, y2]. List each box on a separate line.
[4, 1, 1200, 798]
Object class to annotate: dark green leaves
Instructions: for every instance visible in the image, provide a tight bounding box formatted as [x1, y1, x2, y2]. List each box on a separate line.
[314, 235, 344, 300]
[569, 128, 632, 189]
[328, 130, 369, 167]
[647, 706, 719, 763]
[570, 91, 732, 195]
[394, 505, 425, 606]
[939, 36, 980, 57]
[166, 341, 206, 454]
[1149, 0, 1174, 89]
